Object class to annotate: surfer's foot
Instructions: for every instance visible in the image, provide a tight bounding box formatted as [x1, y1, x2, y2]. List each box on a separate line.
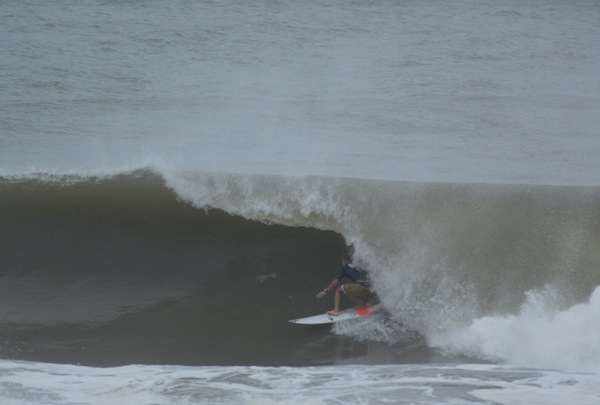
[326, 310, 340, 316]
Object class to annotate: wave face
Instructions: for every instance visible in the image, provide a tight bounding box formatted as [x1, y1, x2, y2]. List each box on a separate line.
[0, 172, 351, 366]
[2, 170, 599, 371]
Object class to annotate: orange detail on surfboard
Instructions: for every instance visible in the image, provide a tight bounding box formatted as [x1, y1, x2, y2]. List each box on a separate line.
[354, 307, 372, 316]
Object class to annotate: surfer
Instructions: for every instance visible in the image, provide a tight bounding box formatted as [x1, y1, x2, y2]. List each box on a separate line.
[316, 253, 372, 316]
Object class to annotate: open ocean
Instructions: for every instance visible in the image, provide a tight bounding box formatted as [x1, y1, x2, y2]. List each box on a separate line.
[2, 0, 600, 404]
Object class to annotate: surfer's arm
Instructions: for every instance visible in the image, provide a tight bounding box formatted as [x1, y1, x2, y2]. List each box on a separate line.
[316, 279, 339, 298]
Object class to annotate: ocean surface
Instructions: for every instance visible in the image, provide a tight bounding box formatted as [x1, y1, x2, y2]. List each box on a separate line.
[2, 0, 600, 403]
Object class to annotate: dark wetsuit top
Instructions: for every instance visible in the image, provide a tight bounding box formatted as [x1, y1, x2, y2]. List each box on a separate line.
[336, 264, 369, 287]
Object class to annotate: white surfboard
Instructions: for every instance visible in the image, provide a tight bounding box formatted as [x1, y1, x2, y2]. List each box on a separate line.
[289, 304, 382, 325]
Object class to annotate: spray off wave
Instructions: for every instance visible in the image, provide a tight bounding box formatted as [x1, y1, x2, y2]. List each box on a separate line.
[163, 170, 600, 371]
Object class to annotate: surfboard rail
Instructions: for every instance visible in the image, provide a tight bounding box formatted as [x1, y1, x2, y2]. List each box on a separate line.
[289, 304, 382, 325]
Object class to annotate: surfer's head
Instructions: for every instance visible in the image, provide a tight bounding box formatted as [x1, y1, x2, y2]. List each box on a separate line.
[342, 253, 353, 263]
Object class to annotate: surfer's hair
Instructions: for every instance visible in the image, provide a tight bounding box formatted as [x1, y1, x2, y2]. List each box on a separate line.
[342, 253, 353, 262]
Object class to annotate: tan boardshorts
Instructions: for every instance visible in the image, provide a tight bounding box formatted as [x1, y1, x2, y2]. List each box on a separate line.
[341, 283, 371, 302]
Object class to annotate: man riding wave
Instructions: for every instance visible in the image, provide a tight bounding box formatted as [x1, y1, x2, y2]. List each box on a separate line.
[316, 253, 374, 316]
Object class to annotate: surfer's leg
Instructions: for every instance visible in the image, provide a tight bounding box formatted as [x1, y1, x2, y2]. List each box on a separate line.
[326, 286, 344, 316]
[342, 283, 369, 306]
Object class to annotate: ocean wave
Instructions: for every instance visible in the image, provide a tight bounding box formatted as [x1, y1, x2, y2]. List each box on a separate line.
[2, 169, 600, 371]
